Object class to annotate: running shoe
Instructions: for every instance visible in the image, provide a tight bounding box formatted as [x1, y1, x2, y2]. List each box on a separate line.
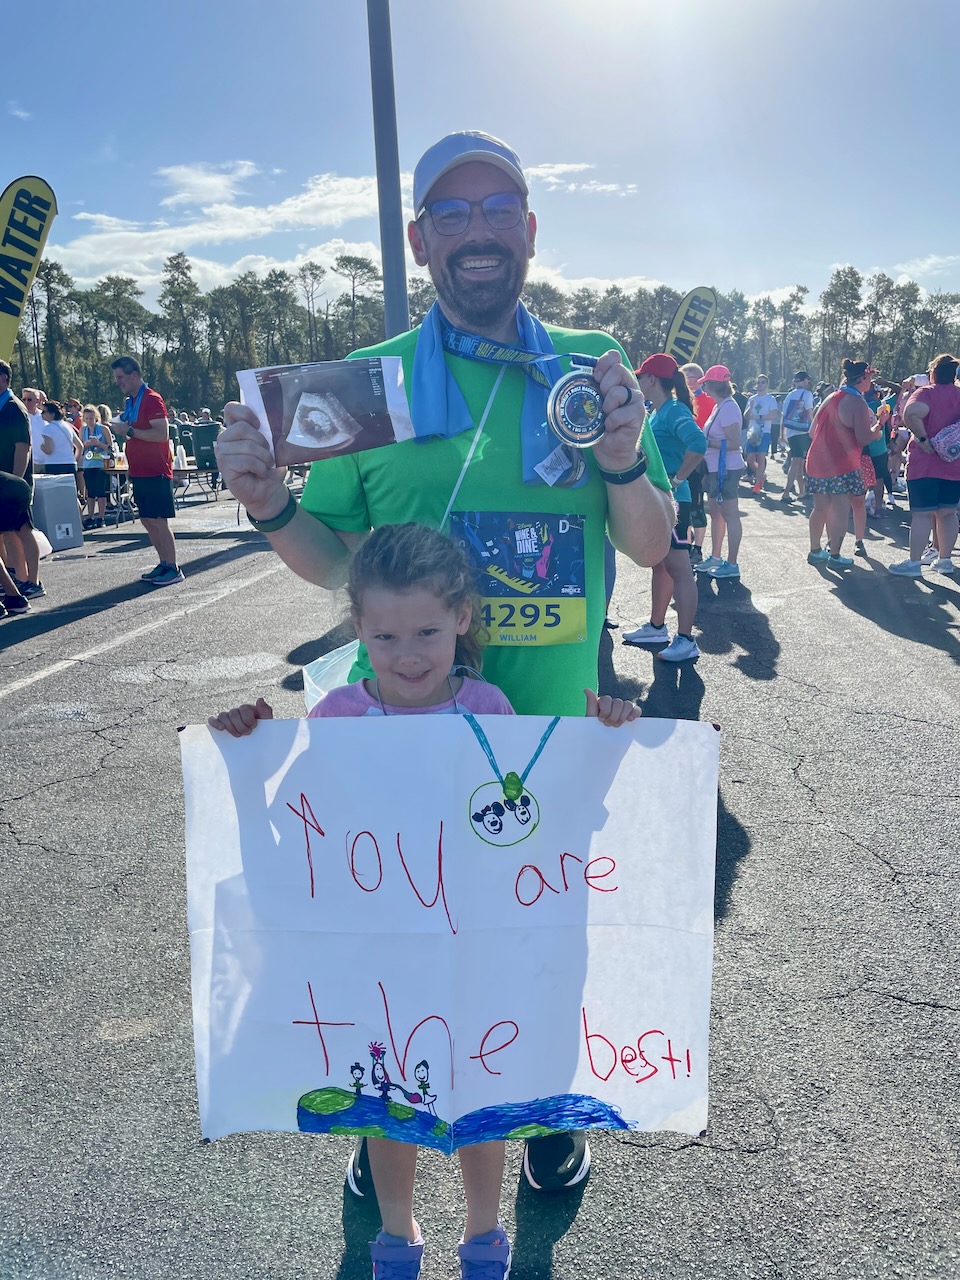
[827, 554, 854, 569]
[370, 1233, 423, 1279]
[458, 1226, 511, 1279]
[854, 540, 867, 557]
[657, 634, 701, 662]
[888, 560, 922, 577]
[807, 548, 830, 563]
[622, 622, 668, 645]
[711, 560, 740, 578]
[694, 556, 723, 574]
[688, 545, 703, 563]
[920, 547, 939, 565]
[344, 1137, 373, 1198]
[751, 482, 763, 493]
[20, 580, 45, 599]
[140, 562, 169, 581]
[2, 593, 29, 614]
[521, 1132, 591, 1191]
[148, 565, 185, 587]
[779, 491, 793, 504]
[932, 558, 955, 574]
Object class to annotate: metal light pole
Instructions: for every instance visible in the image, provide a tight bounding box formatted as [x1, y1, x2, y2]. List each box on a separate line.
[366, 0, 410, 337]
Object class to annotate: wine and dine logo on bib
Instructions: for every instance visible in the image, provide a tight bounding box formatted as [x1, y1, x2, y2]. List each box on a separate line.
[449, 511, 587, 647]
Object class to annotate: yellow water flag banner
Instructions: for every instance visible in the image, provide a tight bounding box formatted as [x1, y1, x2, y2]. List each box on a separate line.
[0, 176, 58, 361]
[664, 288, 717, 365]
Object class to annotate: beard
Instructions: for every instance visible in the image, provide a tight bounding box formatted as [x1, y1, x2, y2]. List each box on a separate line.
[429, 240, 529, 334]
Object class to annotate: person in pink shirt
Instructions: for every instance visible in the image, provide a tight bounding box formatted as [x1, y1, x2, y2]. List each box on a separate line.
[889, 353, 960, 576]
[208, 520, 639, 1280]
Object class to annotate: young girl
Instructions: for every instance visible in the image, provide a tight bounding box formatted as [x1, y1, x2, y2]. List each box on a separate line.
[79, 405, 114, 529]
[209, 522, 639, 1280]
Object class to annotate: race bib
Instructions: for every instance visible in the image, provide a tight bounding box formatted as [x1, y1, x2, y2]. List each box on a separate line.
[449, 511, 587, 647]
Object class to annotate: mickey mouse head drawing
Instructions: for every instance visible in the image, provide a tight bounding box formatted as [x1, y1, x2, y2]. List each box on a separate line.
[469, 771, 540, 847]
[471, 801, 505, 835]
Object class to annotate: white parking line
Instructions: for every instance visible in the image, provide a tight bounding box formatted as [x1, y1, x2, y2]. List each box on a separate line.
[0, 562, 284, 702]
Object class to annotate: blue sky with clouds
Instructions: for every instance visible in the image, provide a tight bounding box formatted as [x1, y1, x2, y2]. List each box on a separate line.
[13, 0, 960, 311]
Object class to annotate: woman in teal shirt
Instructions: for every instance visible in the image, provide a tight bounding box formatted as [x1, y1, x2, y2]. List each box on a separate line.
[623, 354, 707, 662]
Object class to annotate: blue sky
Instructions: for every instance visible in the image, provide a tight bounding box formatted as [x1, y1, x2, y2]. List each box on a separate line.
[14, 0, 960, 312]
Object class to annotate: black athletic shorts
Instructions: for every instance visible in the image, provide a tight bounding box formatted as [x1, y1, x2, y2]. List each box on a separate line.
[0, 471, 34, 533]
[131, 475, 176, 520]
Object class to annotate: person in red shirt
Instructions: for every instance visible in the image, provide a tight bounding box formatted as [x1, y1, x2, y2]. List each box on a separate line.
[109, 355, 183, 586]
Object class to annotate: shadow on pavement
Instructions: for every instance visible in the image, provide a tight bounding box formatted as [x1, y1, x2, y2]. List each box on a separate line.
[283, 620, 356, 693]
[826, 569, 960, 664]
[0, 540, 266, 650]
[336, 1182, 382, 1280]
[715, 789, 750, 921]
[694, 577, 781, 681]
[511, 1175, 587, 1279]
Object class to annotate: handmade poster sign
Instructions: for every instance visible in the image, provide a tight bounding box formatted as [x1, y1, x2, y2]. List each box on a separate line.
[181, 714, 719, 1153]
[236, 357, 414, 468]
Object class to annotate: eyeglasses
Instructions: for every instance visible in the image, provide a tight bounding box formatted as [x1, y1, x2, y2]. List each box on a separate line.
[422, 192, 524, 237]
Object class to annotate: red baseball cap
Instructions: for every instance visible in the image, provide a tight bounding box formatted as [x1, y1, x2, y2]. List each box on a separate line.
[636, 353, 679, 379]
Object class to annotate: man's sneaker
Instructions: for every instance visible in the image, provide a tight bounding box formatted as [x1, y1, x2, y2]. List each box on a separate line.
[344, 1137, 373, 1198]
[147, 564, 185, 587]
[20, 580, 45, 599]
[920, 546, 939, 565]
[694, 555, 723, 574]
[807, 548, 830, 563]
[888, 559, 922, 577]
[827, 554, 854, 569]
[622, 621, 668, 645]
[2, 593, 29, 615]
[521, 1131, 590, 1192]
[932, 558, 955, 574]
[144, 558, 185, 583]
[712, 560, 740, 578]
[369, 1233, 423, 1279]
[657, 634, 700, 662]
[458, 1226, 511, 1279]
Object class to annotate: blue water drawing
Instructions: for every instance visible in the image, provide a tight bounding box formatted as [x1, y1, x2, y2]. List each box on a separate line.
[296, 1088, 628, 1156]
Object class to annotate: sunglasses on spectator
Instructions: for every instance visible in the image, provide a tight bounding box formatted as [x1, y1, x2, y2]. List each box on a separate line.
[421, 192, 523, 236]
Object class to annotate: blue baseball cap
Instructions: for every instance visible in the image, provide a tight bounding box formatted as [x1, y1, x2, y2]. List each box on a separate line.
[413, 131, 528, 214]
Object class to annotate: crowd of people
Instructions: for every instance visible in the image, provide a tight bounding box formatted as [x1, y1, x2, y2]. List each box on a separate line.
[620, 352, 960, 655]
[0, 362, 226, 615]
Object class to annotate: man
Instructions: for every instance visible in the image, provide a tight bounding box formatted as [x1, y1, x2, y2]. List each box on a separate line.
[779, 371, 815, 503]
[22, 388, 45, 466]
[0, 362, 43, 596]
[108, 356, 183, 585]
[215, 130, 673, 1224]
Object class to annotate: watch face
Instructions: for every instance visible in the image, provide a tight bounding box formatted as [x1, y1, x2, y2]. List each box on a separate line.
[546, 371, 606, 448]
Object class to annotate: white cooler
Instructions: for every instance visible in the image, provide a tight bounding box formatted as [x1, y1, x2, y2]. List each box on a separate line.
[32, 474, 83, 550]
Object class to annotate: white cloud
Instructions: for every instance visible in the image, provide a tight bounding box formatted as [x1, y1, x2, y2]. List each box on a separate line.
[528, 263, 666, 295]
[8, 101, 30, 121]
[527, 163, 635, 196]
[893, 253, 960, 279]
[157, 160, 261, 207]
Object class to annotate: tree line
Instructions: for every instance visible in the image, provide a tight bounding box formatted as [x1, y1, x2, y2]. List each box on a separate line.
[13, 252, 960, 410]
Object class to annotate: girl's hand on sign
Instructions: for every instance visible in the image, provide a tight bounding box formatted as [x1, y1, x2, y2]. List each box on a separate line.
[585, 688, 642, 727]
[208, 697, 274, 737]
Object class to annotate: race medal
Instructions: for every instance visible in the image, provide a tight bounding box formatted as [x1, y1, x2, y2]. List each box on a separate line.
[546, 369, 605, 449]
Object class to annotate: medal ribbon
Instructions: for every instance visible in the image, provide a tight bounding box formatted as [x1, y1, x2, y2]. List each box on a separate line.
[463, 713, 561, 789]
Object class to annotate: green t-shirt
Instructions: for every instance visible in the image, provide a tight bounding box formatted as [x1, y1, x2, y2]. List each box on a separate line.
[300, 323, 670, 716]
